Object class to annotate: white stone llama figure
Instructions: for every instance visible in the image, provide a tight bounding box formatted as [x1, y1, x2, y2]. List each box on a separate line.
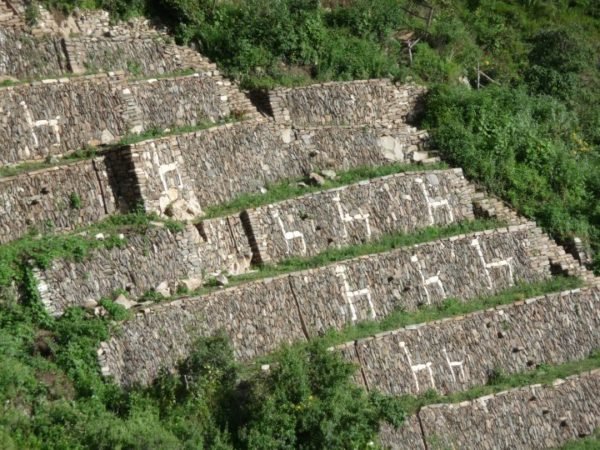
[332, 194, 371, 239]
[470, 237, 514, 289]
[21, 101, 61, 150]
[335, 265, 376, 322]
[399, 341, 436, 393]
[442, 348, 466, 385]
[270, 207, 307, 255]
[410, 254, 446, 305]
[414, 177, 453, 225]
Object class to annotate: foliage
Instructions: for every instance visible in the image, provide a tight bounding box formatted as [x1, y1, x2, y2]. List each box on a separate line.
[422, 85, 600, 271]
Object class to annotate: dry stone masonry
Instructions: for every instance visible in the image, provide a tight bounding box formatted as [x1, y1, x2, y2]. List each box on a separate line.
[0, 3, 217, 80]
[0, 159, 116, 243]
[1, 9, 597, 447]
[98, 275, 308, 386]
[244, 169, 475, 263]
[34, 218, 252, 316]
[338, 287, 600, 397]
[0, 71, 255, 166]
[98, 224, 562, 386]
[382, 366, 600, 450]
[126, 119, 430, 216]
[270, 80, 426, 126]
[33, 169, 472, 314]
[290, 124, 431, 170]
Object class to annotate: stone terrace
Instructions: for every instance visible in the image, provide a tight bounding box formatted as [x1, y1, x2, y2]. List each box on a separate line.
[337, 286, 600, 396]
[124, 117, 430, 216]
[0, 3, 216, 80]
[34, 169, 474, 314]
[0, 71, 256, 166]
[382, 367, 600, 450]
[97, 224, 572, 387]
[0, 7, 597, 447]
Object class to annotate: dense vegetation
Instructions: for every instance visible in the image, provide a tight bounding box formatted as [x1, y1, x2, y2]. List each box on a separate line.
[1, 0, 598, 447]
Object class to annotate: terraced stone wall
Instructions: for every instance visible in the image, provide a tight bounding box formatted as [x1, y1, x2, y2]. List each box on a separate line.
[383, 366, 600, 450]
[99, 225, 556, 386]
[0, 73, 253, 166]
[340, 287, 600, 397]
[127, 119, 430, 215]
[245, 169, 476, 263]
[269, 80, 426, 126]
[289, 225, 550, 333]
[0, 30, 212, 80]
[65, 37, 184, 75]
[290, 125, 429, 170]
[129, 74, 235, 130]
[0, 73, 126, 165]
[0, 28, 67, 79]
[0, 159, 116, 243]
[34, 218, 252, 316]
[99, 276, 307, 386]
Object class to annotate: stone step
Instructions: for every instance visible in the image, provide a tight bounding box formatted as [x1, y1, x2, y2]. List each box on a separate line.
[382, 367, 600, 450]
[126, 120, 431, 216]
[269, 79, 426, 127]
[32, 168, 476, 314]
[0, 71, 258, 166]
[337, 286, 600, 396]
[97, 224, 568, 386]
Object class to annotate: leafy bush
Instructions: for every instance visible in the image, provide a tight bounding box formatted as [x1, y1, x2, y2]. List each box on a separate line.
[422, 84, 600, 270]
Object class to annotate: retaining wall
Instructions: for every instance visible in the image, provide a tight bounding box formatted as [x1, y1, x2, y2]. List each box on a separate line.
[339, 287, 600, 397]
[0, 26, 213, 80]
[245, 169, 475, 263]
[35, 218, 251, 316]
[0, 28, 67, 80]
[269, 80, 426, 126]
[382, 367, 600, 450]
[98, 224, 556, 386]
[0, 159, 116, 243]
[98, 276, 307, 386]
[0, 72, 254, 166]
[128, 120, 430, 215]
[33, 169, 473, 313]
[290, 125, 429, 170]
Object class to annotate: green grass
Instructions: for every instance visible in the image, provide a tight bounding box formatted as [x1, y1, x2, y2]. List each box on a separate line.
[0, 210, 183, 287]
[560, 428, 600, 449]
[393, 349, 600, 416]
[202, 161, 449, 219]
[115, 116, 241, 146]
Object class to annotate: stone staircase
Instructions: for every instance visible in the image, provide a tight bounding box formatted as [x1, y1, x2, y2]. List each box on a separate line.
[0, 7, 598, 449]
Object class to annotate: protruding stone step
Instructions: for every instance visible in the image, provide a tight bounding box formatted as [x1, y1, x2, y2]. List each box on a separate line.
[338, 286, 600, 396]
[97, 224, 563, 387]
[269, 79, 426, 127]
[383, 368, 600, 450]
